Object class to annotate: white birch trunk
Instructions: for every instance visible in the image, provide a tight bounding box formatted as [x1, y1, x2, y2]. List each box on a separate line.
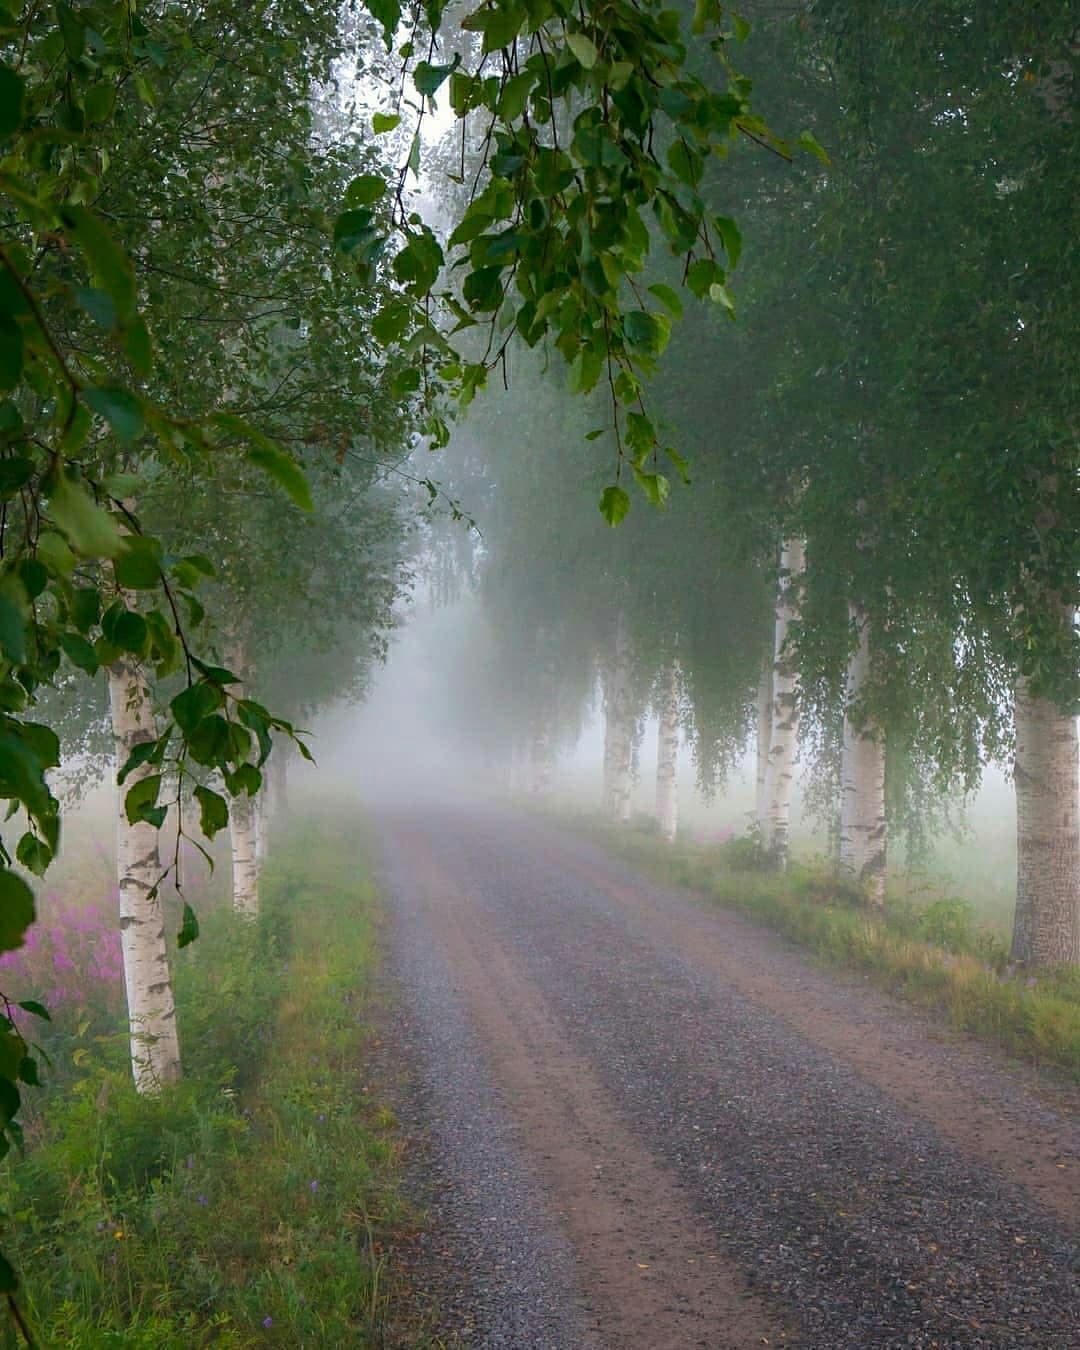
[108, 653, 182, 1093]
[226, 635, 260, 919]
[602, 613, 634, 823]
[838, 604, 887, 906]
[1011, 664, 1080, 966]
[755, 659, 773, 840]
[655, 665, 679, 843]
[763, 539, 806, 870]
[230, 789, 260, 919]
[254, 787, 268, 867]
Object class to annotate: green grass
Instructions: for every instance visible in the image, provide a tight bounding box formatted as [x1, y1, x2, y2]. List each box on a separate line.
[0, 803, 424, 1347]
[570, 813, 1080, 1081]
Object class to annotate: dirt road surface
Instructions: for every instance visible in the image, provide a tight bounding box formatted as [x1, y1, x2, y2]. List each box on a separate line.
[374, 806, 1079, 1350]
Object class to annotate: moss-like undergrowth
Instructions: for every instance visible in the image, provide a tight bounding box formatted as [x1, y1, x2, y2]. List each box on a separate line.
[0, 804, 418, 1346]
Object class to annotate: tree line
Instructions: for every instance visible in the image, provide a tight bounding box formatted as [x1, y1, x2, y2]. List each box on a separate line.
[429, 2, 1078, 969]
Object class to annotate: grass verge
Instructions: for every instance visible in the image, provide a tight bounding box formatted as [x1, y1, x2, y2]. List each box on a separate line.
[1, 803, 414, 1346]
[568, 813, 1080, 1081]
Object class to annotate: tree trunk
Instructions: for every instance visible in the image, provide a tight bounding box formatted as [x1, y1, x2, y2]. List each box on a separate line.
[230, 789, 260, 919]
[755, 658, 773, 839]
[1011, 668, 1080, 965]
[655, 665, 679, 843]
[838, 604, 887, 906]
[108, 653, 182, 1093]
[602, 612, 634, 823]
[763, 539, 806, 870]
[268, 741, 289, 820]
[530, 725, 553, 796]
[254, 787, 268, 867]
[227, 634, 260, 918]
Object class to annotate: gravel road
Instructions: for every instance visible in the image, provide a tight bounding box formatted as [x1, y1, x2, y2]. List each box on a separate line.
[373, 804, 1079, 1350]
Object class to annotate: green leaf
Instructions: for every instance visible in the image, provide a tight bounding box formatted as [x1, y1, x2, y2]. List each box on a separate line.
[59, 632, 97, 676]
[685, 257, 724, 299]
[0, 313, 23, 391]
[113, 536, 162, 589]
[599, 484, 631, 526]
[623, 309, 671, 355]
[49, 474, 124, 558]
[84, 385, 145, 443]
[372, 301, 411, 344]
[0, 868, 34, 954]
[709, 280, 736, 314]
[247, 445, 313, 512]
[665, 445, 691, 484]
[117, 735, 167, 785]
[333, 208, 378, 255]
[0, 457, 33, 497]
[75, 285, 117, 331]
[566, 32, 598, 69]
[111, 609, 147, 654]
[0, 64, 24, 139]
[16, 1000, 50, 1022]
[124, 773, 162, 826]
[194, 785, 229, 839]
[498, 71, 534, 120]
[797, 130, 829, 165]
[0, 1076, 20, 1125]
[0, 594, 24, 665]
[632, 466, 671, 506]
[647, 284, 683, 319]
[714, 215, 742, 268]
[344, 174, 387, 206]
[70, 587, 100, 633]
[14, 832, 49, 877]
[62, 206, 136, 323]
[463, 266, 504, 312]
[461, 3, 524, 53]
[177, 902, 199, 949]
[187, 714, 230, 766]
[365, 0, 401, 45]
[372, 112, 401, 134]
[225, 762, 262, 797]
[414, 55, 460, 98]
[56, 1, 85, 59]
[171, 682, 223, 735]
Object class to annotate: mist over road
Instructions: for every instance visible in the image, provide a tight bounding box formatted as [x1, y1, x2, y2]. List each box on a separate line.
[375, 806, 1079, 1350]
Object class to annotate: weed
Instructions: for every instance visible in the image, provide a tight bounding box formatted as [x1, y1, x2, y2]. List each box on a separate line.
[0, 806, 412, 1346]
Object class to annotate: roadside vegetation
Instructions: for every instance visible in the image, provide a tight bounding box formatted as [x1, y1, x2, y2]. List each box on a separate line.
[573, 814, 1080, 1081]
[0, 807, 412, 1347]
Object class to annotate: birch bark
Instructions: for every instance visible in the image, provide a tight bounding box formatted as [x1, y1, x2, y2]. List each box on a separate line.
[1011, 653, 1079, 965]
[755, 659, 773, 841]
[655, 665, 679, 842]
[838, 604, 887, 906]
[226, 635, 260, 919]
[602, 612, 634, 823]
[108, 648, 182, 1093]
[763, 539, 806, 870]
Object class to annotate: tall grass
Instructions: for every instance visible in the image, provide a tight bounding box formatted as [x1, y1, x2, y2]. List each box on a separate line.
[575, 815, 1080, 1081]
[0, 806, 413, 1346]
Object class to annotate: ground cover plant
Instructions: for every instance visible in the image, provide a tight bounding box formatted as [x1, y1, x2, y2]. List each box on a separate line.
[0, 805, 410, 1347]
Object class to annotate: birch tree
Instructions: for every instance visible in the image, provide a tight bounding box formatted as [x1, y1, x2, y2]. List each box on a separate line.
[837, 606, 886, 906]
[107, 642, 182, 1091]
[762, 539, 805, 870]
[655, 665, 680, 842]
